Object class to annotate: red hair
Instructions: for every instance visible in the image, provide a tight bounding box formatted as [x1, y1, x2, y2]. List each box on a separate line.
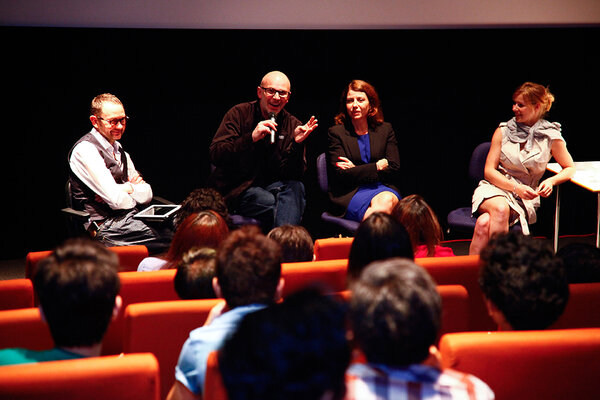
[162, 210, 229, 269]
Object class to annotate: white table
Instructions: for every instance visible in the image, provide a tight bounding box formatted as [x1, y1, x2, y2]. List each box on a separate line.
[547, 161, 600, 251]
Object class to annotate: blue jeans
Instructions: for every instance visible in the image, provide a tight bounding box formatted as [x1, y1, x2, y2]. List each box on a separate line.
[235, 180, 306, 230]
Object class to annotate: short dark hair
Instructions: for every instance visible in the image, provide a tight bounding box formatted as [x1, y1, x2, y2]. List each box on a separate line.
[216, 225, 282, 308]
[174, 188, 234, 230]
[349, 258, 441, 367]
[33, 238, 120, 348]
[174, 247, 217, 299]
[267, 224, 314, 263]
[347, 212, 413, 282]
[556, 242, 600, 283]
[480, 231, 569, 330]
[219, 288, 351, 400]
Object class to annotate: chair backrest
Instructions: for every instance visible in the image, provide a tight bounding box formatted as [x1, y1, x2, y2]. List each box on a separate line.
[316, 152, 329, 193]
[25, 245, 150, 279]
[123, 298, 221, 400]
[313, 237, 354, 261]
[281, 259, 348, 296]
[101, 269, 180, 355]
[551, 282, 600, 329]
[0, 308, 54, 351]
[416, 255, 495, 331]
[440, 328, 600, 400]
[0, 279, 34, 311]
[204, 350, 228, 400]
[468, 142, 491, 184]
[0, 353, 160, 400]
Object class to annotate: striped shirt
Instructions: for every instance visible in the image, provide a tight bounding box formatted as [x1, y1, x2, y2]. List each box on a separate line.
[346, 363, 494, 400]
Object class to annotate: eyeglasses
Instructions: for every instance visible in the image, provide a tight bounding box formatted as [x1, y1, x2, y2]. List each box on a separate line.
[97, 116, 129, 127]
[260, 86, 291, 99]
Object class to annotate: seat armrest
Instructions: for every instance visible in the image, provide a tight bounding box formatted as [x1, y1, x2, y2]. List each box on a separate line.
[61, 207, 90, 220]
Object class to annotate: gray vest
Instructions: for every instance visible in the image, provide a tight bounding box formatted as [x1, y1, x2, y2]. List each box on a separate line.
[68, 132, 131, 222]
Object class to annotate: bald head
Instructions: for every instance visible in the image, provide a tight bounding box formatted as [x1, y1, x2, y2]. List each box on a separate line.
[260, 71, 291, 91]
[257, 71, 292, 118]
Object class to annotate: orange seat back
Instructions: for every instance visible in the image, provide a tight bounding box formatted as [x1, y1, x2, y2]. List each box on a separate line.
[313, 237, 354, 261]
[101, 269, 179, 355]
[123, 298, 221, 400]
[25, 245, 149, 279]
[416, 255, 494, 331]
[0, 308, 53, 351]
[440, 328, 600, 400]
[204, 351, 228, 400]
[0, 353, 160, 400]
[0, 279, 34, 311]
[281, 259, 348, 296]
[551, 282, 600, 329]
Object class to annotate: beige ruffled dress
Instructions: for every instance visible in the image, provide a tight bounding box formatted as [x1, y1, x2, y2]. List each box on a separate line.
[471, 118, 565, 235]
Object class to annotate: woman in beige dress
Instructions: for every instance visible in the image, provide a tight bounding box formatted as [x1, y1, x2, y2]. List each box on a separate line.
[469, 82, 575, 255]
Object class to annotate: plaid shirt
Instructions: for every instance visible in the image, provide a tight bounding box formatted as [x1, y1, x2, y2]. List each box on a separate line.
[345, 363, 494, 400]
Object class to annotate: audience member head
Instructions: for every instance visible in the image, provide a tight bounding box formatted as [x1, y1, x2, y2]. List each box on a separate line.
[215, 225, 283, 308]
[174, 188, 233, 230]
[392, 194, 444, 257]
[556, 242, 600, 283]
[174, 247, 217, 299]
[347, 212, 413, 283]
[334, 79, 384, 128]
[33, 238, 121, 349]
[163, 210, 229, 269]
[219, 287, 351, 400]
[349, 258, 441, 367]
[480, 231, 569, 330]
[512, 81, 555, 121]
[267, 224, 314, 263]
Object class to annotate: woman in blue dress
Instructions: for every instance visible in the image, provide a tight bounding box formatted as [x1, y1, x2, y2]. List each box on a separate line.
[327, 80, 401, 222]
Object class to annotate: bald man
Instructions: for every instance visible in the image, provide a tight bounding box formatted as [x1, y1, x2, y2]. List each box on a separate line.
[208, 71, 318, 231]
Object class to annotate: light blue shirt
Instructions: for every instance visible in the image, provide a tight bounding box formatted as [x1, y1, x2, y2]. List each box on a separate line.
[174, 303, 266, 394]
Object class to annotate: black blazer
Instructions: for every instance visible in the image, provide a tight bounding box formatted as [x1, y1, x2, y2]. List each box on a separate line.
[326, 121, 400, 213]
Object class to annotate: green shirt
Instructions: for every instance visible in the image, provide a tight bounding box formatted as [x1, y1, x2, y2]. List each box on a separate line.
[0, 347, 85, 366]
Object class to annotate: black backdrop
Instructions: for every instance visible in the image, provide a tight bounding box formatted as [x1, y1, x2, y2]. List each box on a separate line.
[2, 26, 599, 259]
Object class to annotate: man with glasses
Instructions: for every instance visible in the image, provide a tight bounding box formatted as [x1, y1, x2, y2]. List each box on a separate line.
[68, 93, 171, 252]
[208, 71, 318, 231]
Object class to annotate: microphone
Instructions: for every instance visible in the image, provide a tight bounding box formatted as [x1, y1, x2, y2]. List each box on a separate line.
[268, 112, 277, 143]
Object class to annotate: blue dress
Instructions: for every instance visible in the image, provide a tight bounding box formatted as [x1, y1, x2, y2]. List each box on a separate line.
[345, 134, 400, 221]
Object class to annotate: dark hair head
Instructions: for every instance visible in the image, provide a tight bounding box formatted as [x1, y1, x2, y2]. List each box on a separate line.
[267, 225, 314, 263]
[347, 212, 413, 282]
[216, 225, 282, 308]
[334, 79, 384, 128]
[480, 231, 569, 330]
[392, 194, 443, 256]
[33, 238, 120, 348]
[174, 188, 233, 230]
[174, 247, 217, 299]
[219, 287, 351, 400]
[164, 210, 229, 269]
[349, 258, 441, 367]
[556, 242, 600, 283]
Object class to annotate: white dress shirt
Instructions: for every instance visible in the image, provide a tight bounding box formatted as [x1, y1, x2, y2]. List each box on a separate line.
[69, 129, 152, 210]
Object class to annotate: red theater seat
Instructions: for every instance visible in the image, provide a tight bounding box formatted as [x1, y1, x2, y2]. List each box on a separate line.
[440, 328, 600, 400]
[0, 353, 160, 400]
[123, 298, 221, 400]
[0, 279, 34, 311]
[313, 237, 353, 260]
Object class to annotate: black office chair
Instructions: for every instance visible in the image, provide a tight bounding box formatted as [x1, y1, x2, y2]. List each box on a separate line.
[446, 142, 521, 235]
[316, 153, 360, 235]
[61, 180, 94, 238]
